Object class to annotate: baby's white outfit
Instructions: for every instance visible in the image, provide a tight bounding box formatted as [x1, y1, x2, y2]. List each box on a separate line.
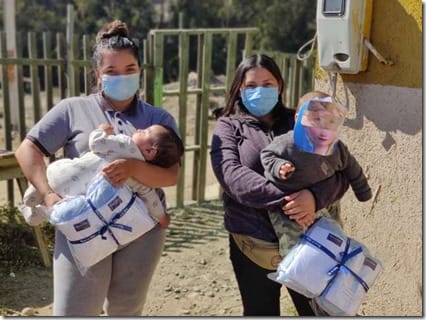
[19, 128, 165, 225]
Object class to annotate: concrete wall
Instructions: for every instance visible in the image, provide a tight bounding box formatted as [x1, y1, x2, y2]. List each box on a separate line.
[314, 0, 422, 316]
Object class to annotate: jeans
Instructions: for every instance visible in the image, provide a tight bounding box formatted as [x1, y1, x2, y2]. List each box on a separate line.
[229, 234, 315, 316]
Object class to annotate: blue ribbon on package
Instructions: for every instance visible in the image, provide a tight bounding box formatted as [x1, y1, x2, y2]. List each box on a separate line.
[70, 193, 136, 245]
[301, 234, 369, 292]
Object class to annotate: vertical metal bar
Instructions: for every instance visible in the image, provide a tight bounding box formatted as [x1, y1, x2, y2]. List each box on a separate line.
[288, 56, 296, 108]
[196, 31, 213, 204]
[295, 58, 302, 105]
[191, 34, 203, 201]
[28, 32, 41, 123]
[143, 37, 154, 104]
[56, 32, 66, 100]
[66, 4, 75, 97]
[176, 32, 189, 208]
[73, 34, 80, 96]
[0, 32, 13, 203]
[153, 32, 164, 107]
[43, 32, 53, 113]
[243, 31, 254, 58]
[225, 31, 237, 91]
[15, 31, 26, 140]
[282, 55, 290, 107]
[297, 58, 303, 99]
[308, 54, 316, 92]
[83, 35, 91, 95]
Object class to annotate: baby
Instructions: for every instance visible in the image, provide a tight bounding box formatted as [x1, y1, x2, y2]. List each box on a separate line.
[20, 123, 184, 229]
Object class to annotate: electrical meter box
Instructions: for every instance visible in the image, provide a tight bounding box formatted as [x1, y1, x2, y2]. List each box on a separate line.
[316, 0, 373, 74]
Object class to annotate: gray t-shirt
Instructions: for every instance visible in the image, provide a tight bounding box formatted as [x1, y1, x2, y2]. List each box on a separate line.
[27, 93, 178, 158]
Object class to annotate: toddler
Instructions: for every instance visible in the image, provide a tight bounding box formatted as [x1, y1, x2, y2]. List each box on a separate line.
[261, 91, 372, 256]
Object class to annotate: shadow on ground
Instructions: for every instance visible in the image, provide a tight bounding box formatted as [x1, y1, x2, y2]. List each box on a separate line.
[165, 200, 226, 252]
[0, 200, 225, 315]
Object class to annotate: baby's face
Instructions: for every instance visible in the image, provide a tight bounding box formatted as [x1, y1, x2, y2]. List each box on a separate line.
[132, 125, 164, 160]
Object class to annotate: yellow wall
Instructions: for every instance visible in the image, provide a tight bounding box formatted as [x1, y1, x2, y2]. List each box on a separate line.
[319, 0, 422, 88]
[314, 2, 422, 316]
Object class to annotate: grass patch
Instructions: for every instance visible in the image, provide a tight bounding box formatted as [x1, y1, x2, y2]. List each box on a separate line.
[0, 205, 54, 271]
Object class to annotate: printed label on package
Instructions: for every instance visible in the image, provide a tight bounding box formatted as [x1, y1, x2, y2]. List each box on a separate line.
[108, 196, 123, 211]
[74, 219, 91, 232]
[363, 256, 377, 270]
[326, 232, 343, 247]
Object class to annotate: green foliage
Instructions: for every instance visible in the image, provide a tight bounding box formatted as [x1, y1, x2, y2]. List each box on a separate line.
[169, 0, 317, 52]
[0, 205, 54, 271]
[0, 0, 316, 53]
[0, 0, 155, 41]
[72, 0, 156, 43]
[0, 0, 316, 82]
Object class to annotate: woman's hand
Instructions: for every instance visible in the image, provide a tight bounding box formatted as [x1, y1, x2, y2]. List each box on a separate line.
[101, 159, 131, 186]
[43, 192, 62, 208]
[282, 189, 316, 228]
[98, 123, 114, 135]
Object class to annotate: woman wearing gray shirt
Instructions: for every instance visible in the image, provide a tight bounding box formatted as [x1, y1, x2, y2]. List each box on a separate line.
[15, 20, 181, 316]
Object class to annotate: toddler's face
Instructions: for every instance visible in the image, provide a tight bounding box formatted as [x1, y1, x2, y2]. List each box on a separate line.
[306, 126, 338, 148]
[294, 98, 346, 156]
[131, 125, 164, 159]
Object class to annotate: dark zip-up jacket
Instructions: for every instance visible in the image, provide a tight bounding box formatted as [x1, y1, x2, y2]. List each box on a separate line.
[210, 113, 349, 242]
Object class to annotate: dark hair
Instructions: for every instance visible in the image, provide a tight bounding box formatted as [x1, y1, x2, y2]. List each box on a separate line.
[150, 125, 185, 168]
[220, 54, 291, 123]
[92, 20, 140, 68]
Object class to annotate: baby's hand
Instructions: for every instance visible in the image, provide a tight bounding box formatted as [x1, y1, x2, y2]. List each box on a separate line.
[158, 213, 171, 229]
[99, 123, 114, 135]
[279, 162, 295, 179]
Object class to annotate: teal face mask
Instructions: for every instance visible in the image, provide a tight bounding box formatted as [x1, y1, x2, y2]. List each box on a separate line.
[241, 86, 279, 117]
[102, 72, 140, 101]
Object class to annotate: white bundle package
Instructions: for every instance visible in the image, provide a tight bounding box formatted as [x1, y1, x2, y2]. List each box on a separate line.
[50, 175, 156, 273]
[314, 238, 382, 316]
[268, 217, 382, 316]
[268, 217, 343, 297]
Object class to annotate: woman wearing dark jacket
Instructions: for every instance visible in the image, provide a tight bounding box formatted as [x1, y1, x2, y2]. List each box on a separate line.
[210, 54, 349, 316]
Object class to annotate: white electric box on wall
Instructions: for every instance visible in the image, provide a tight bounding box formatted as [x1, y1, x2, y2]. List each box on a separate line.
[316, 0, 373, 74]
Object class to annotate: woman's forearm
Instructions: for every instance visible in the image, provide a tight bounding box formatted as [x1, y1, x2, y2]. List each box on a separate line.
[15, 138, 52, 196]
[132, 160, 180, 188]
[102, 158, 180, 188]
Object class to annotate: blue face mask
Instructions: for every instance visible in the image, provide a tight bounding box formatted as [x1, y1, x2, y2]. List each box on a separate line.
[241, 86, 279, 117]
[102, 72, 140, 101]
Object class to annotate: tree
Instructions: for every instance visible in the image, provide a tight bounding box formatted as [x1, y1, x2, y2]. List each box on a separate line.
[168, 0, 317, 53]
[0, 0, 317, 82]
[73, 0, 156, 42]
